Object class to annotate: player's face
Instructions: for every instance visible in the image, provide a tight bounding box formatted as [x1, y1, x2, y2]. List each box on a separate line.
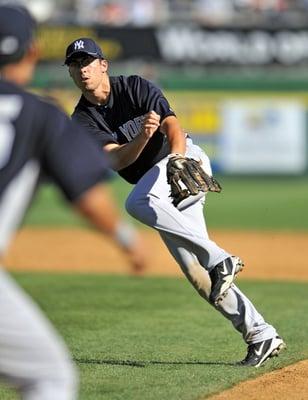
[68, 56, 107, 91]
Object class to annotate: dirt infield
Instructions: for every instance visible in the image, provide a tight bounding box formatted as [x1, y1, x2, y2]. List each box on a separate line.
[3, 227, 308, 399]
[4, 227, 308, 281]
[207, 360, 308, 400]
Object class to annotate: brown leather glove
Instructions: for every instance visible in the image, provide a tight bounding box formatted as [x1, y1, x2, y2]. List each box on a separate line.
[166, 155, 222, 207]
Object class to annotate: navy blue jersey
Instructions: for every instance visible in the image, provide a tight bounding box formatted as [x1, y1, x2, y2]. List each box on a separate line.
[0, 79, 110, 254]
[72, 75, 176, 184]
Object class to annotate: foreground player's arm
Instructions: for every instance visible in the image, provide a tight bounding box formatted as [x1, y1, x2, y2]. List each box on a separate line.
[75, 184, 126, 237]
[74, 184, 147, 274]
[160, 115, 186, 156]
[103, 110, 160, 171]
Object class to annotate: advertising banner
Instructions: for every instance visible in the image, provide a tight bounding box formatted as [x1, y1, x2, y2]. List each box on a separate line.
[38, 25, 308, 66]
[219, 100, 307, 174]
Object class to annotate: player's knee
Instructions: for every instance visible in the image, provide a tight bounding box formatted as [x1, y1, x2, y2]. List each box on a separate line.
[20, 357, 78, 400]
[125, 192, 148, 219]
[125, 194, 137, 217]
[125, 194, 157, 226]
[46, 343, 78, 388]
[21, 378, 77, 400]
[54, 355, 78, 393]
[22, 333, 78, 398]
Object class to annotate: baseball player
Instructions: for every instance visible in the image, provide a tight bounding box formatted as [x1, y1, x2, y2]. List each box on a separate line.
[65, 37, 286, 368]
[0, 6, 148, 399]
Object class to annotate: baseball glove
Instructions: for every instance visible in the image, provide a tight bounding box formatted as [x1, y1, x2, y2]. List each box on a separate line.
[166, 154, 222, 207]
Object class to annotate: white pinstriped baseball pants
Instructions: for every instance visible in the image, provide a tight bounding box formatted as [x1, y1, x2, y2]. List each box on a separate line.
[0, 268, 77, 399]
[126, 138, 278, 344]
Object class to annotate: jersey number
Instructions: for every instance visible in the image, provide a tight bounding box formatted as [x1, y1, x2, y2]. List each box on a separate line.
[0, 96, 22, 169]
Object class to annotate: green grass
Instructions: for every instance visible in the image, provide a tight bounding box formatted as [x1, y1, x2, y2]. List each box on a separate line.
[24, 176, 308, 230]
[205, 176, 308, 230]
[0, 272, 307, 399]
[10, 176, 306, 398]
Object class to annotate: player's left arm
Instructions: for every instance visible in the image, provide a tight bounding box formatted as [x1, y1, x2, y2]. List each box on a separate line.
[160, 115, 186, 156]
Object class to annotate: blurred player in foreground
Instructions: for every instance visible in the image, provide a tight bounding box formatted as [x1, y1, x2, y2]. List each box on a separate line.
[0, 5, 147, 399]
[65, 37, 286, 368]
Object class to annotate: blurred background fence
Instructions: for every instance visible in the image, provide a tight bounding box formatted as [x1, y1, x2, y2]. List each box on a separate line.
[3, 0, 308, 176]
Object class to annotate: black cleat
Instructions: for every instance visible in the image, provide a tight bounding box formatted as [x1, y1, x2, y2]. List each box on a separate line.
[239, 336, 286, 368]
[209, 256, 244, 306]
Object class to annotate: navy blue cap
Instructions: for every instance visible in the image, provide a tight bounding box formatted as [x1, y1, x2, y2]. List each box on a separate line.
[0, 5, 36, 66]
[64, 38, 104, 65]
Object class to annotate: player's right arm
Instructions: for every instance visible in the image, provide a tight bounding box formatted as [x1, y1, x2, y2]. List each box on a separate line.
[103, 110, 160, 171]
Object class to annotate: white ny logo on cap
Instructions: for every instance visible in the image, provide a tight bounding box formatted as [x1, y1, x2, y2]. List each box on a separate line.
[74, 40, 84, 50]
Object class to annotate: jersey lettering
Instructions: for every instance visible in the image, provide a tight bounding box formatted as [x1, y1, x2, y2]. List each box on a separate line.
[119, 115, 144, 141]
[0, 96, 22, 169]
